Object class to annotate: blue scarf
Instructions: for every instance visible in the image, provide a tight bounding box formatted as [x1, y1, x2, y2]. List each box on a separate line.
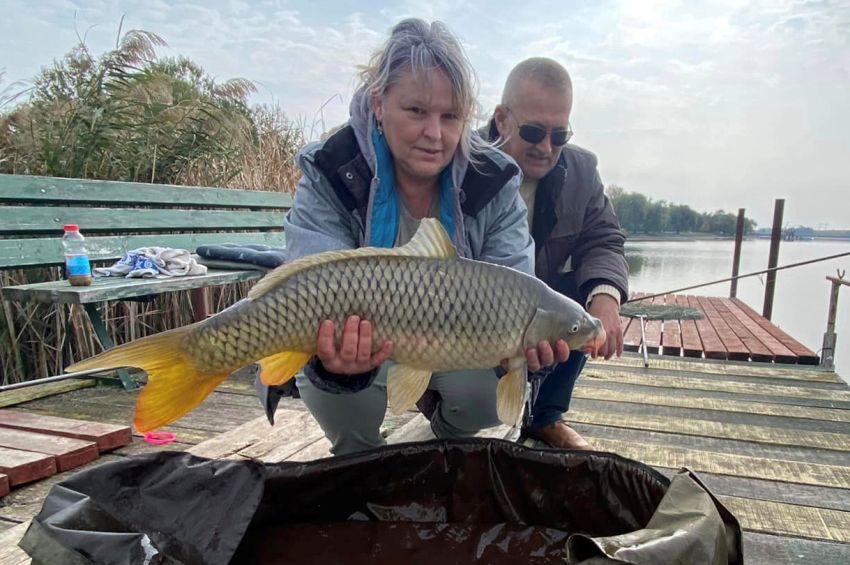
[369, 122, 456, 248]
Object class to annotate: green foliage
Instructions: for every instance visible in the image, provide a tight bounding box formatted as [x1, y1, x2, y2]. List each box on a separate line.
[606, 185, 757, 235]
[0, 27, 301, 189]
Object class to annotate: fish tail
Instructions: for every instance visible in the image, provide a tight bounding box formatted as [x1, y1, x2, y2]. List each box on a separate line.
[66, 326, 229, 432]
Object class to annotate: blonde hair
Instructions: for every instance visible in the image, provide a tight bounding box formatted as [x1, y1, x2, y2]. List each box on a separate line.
[358, 18, 487, 161]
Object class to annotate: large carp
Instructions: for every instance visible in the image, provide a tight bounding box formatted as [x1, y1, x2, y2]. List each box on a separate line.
[67, 219, 605, 432]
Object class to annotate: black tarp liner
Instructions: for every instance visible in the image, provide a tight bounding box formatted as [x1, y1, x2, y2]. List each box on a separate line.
[19, 439, 743, 564]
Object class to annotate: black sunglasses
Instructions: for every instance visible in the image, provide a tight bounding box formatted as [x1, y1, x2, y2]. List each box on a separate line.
[507, 109, 573, 146]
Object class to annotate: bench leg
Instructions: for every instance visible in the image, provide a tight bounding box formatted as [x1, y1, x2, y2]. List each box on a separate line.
[189, 288, 209, 322]
[83, 303, 140, 391]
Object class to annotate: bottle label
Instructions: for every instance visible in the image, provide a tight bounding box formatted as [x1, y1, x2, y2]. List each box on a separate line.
[66, 254, 92, 277]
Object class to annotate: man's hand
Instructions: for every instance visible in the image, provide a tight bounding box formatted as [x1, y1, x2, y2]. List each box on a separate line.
[316, 316, 393, 374]
[588, 294, 623, 360]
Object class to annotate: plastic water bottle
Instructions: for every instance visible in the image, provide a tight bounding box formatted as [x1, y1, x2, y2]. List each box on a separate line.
[62, 224, 92, 286]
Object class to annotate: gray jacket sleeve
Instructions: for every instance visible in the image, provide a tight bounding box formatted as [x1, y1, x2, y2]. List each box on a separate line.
[573, 155, 629, 303]
[284, 146, 378, 394]
[476, 174, 536, 276]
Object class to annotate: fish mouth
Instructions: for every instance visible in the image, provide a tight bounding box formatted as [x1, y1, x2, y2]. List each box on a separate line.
[579, 323, 607, 356]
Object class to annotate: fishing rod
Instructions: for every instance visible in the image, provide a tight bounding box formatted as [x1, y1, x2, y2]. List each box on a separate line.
[626, 250, 850, 304]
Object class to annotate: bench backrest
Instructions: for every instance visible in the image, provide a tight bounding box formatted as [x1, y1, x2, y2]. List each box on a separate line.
[0, 174, 291, 269]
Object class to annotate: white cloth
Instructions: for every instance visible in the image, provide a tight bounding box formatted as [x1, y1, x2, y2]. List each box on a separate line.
[94, 247, 207, 279]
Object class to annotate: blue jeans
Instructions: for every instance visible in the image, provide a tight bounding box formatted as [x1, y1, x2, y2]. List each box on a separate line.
[527, 352, 588, 430]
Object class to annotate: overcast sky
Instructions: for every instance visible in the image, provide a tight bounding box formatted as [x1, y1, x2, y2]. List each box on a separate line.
[2, 0, 849, 228]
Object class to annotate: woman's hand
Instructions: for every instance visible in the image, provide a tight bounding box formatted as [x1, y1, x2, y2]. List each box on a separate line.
[316, 315, 394, 375]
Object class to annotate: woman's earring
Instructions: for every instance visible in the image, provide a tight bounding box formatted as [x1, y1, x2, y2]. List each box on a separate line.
[377, 121, 384, 136]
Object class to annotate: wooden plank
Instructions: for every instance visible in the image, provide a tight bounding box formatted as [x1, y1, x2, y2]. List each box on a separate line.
[0, 381, 95, 409]
[696, 295, 750, 360]
[0, 429, 97, 472]
[721, 298, 797, 363]
[589, 436, 850, 488]
[687, 295, 727, 359]
[622, 314, 643, 352]
[0, 174, 292, 209]
[1, 268, 263, 305]
[573, 385, 850, 423]
[732, 298, 820, 363]
[386, 413, 437, 444]
[237, 411, 327, 463]
[0, 520, 32, 565]
[744, 531, 850, 564]
[591, 354, 839, 383]
[709, 297, 774, 362]
[187, 415, 275, 459]
[582, 368, 850, 403]
[0, 448, 56, 487]
[642, 295, 663, 354]
[0, 206, 285, 234]
[661, 318, 682, 356]
[719, 496, 850, 543]
[0, 231, 285, 269]
[0, 474, 8, 497]
[675, 295, 703, 357]
[569, 408, 850, 452]
[0, 409, 131, 452]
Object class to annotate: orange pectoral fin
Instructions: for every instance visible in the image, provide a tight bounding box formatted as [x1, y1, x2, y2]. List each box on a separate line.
[258, 351, 312, 386]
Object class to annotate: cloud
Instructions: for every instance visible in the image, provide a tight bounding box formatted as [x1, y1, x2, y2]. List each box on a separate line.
[1, 0, 849, 227]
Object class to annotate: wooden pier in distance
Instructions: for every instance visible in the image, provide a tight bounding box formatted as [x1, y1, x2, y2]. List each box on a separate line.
[0, 297, 847, 563]
[622, 293, 820, 364]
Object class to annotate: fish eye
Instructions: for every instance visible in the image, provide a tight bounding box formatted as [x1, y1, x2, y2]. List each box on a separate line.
[570, 323, 579, 333]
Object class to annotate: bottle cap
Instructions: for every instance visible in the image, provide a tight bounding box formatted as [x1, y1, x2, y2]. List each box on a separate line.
[63, 224, 80, 231]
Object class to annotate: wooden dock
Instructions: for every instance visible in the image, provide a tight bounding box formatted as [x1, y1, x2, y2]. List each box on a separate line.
[0, 356, 848, 562]
[622, 293, 820, 364]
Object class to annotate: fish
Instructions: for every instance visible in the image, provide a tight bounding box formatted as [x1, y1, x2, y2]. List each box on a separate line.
[66, 219, 605, 432]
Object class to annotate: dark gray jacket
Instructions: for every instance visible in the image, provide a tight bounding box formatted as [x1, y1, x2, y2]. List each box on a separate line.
[485, 120, 629, 305]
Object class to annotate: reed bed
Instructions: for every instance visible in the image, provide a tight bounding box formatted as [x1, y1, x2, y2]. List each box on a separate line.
[0, 26, 303, 384]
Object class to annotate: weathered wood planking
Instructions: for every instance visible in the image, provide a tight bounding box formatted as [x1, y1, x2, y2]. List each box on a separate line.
[0, 448, 56, 487]
[572, 385, 850, 423]
[582, 369, 850, 403]
[708, 297, 774, 362]
[570, 408, 850, 452]
[697, 295, 750, 360]
[732, 298, 820, 363]
[675, 295, 703, 357]
[0, 521, 31, 564]
[642, 295, 663, 353]
[687, 295, 727, 359]
[2, 269, 263, 305]
[721, 298, 797, 363]
[0, 409, 131, 452]
[719, 496, 850, 543]
[586, 436, 850, 489]
[0, 429, 98, 472]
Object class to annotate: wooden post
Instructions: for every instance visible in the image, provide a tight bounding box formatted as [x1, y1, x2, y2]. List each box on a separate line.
[190, 288, 210, 322]
[730, 208, 745, 298]
[762, 199, 784, 320]
[821, 275, 849, 370]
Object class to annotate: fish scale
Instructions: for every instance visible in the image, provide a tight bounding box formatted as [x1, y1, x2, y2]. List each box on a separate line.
[66, 219, 603, 432]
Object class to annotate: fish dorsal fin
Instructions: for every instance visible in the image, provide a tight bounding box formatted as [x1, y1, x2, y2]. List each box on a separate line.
[248, 218, 457, 299]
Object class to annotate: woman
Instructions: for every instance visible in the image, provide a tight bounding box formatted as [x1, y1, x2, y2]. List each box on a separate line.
[283, 19, 535, 455]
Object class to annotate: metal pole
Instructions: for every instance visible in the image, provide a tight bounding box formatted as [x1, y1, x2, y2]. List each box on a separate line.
[639, 315, 649, 368]
[762, 199, 784, 320]
[821, 273, 849, 370]
[730, 208, 745, 298]
[0, 367, 117, 393]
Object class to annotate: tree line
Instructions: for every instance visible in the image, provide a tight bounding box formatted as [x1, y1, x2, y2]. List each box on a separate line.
[606, 185, 757, 235]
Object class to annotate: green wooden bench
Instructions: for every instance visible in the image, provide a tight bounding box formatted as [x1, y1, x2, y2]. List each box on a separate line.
[0, 173, 290, 389]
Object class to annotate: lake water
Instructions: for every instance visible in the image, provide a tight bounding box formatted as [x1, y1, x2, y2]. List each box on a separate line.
[625, 239, 850, 379]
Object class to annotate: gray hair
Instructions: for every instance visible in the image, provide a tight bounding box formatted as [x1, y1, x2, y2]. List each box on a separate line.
[358, 18, 487, 162]
[501, 57, 573, 106]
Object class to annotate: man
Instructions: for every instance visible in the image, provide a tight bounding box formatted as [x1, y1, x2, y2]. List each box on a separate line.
[485, 57, 629, 449]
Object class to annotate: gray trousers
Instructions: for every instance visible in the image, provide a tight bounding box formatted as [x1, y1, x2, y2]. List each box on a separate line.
[295, 365, 502, 455]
